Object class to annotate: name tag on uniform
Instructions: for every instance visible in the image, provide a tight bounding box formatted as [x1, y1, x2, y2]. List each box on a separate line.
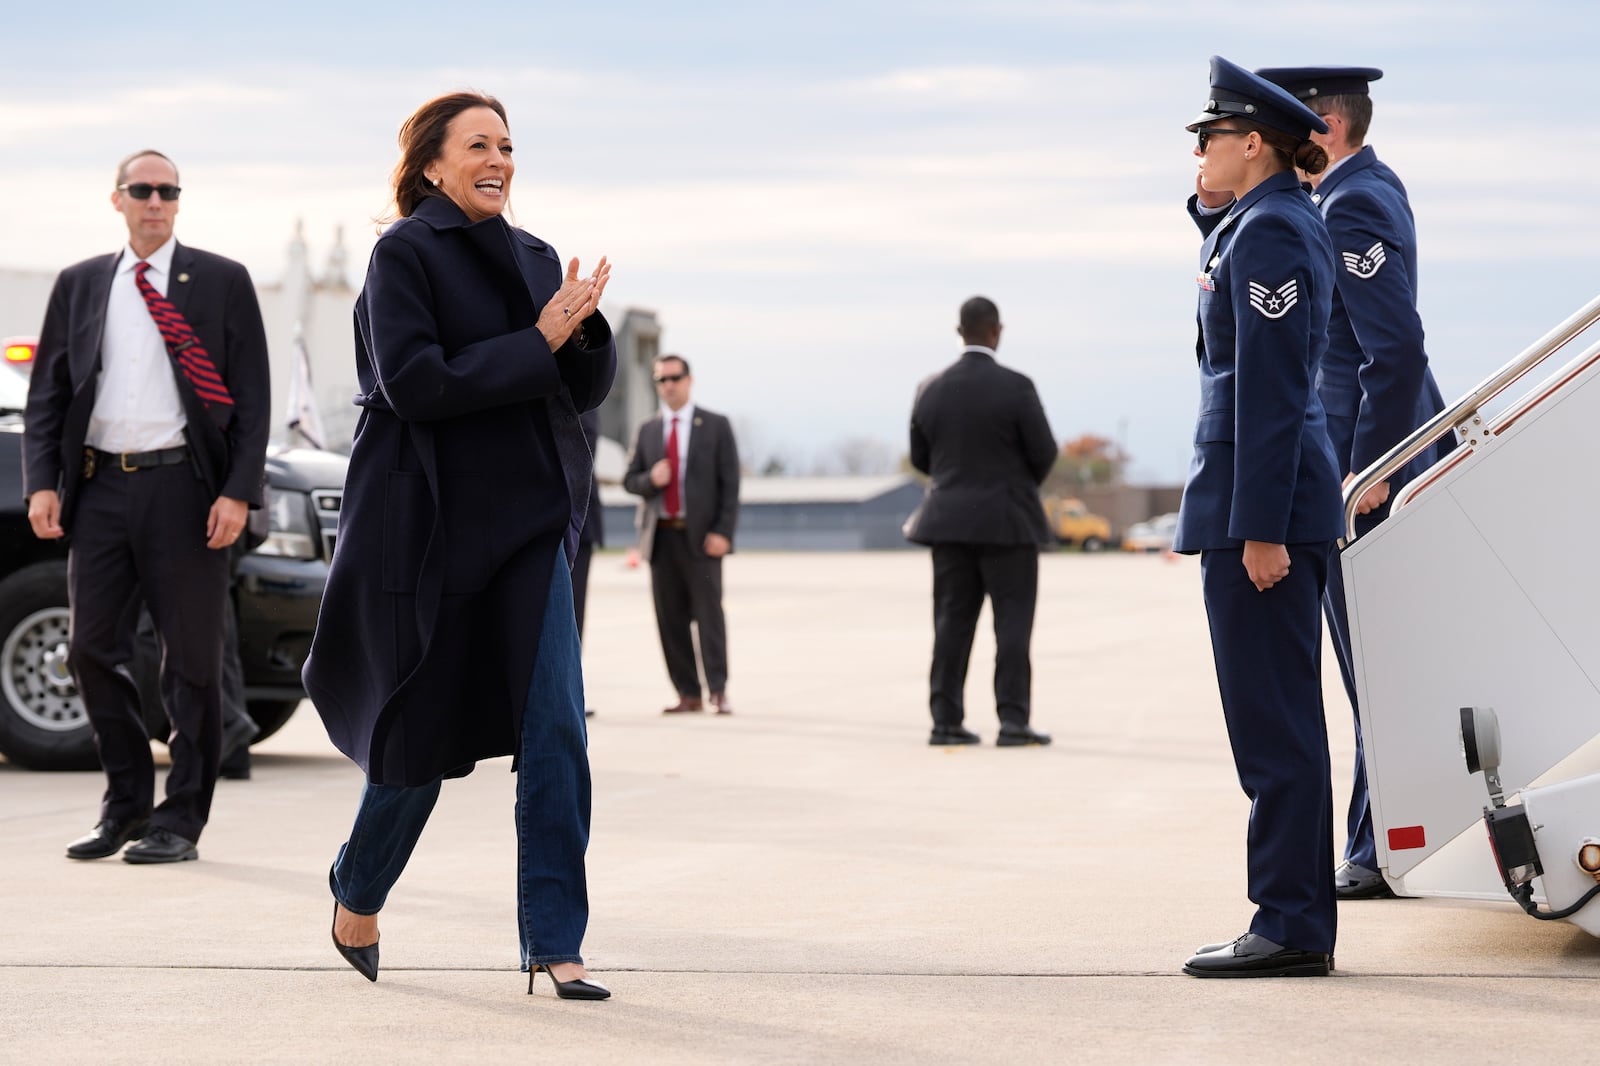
[1196, 272, 1216, 292]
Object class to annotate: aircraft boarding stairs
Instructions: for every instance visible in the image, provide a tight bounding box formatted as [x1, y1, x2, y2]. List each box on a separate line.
[1342, 294, 1600, 933]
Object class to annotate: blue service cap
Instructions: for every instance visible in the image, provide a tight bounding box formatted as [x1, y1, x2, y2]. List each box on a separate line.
[1186, 55, 1329, 138]
[1255, 66, 1384, 102]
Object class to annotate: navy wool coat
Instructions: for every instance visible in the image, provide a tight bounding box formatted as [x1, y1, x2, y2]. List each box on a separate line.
[1174, 170, 1342, 553]
[303, 196, 616, 786]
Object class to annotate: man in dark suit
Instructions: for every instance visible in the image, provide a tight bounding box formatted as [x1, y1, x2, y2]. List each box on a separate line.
[904, 296, 1057, 747]
[23, 149, 271, 863]
[623, 355, 740, 715]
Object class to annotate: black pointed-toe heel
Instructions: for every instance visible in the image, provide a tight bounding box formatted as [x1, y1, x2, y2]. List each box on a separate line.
[528, 963, 611, 1000]
[331, 901, 380, 982]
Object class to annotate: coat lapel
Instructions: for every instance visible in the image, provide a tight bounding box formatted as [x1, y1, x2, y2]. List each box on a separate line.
[75, 253, 120, 383]
[166, 242, 197, 318]
[1310, 145, 1374, 205]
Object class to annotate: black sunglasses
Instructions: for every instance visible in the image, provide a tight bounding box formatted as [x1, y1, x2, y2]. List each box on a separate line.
[1196, 128, 1250, 154]
[117, 182, 182, 201]
[654, 373, 687, 384]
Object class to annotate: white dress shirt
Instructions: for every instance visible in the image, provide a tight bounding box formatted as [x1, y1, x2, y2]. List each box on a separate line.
[87, 238, 188, 453]
[659, 401, 694, 518]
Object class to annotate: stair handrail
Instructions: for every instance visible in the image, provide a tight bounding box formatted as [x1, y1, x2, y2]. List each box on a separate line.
[1341, 293, 1600, 547]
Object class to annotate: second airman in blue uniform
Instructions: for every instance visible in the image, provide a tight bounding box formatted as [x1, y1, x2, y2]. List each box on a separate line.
[1175, 56, 1343, 978]
[1256, 65, 1454, 901]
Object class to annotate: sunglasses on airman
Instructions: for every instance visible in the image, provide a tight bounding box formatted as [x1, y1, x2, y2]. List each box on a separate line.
[1196, 128, 1251, 154]
[654, 373, 687, 384]
[117, 183, 183, 201]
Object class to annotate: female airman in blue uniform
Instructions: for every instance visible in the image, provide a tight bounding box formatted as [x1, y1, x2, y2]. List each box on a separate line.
[1173, 57, 1344, 978]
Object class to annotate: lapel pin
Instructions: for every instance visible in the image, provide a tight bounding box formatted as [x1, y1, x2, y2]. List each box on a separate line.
[694, 417, 703, 427]
[177, 273, 191, 283]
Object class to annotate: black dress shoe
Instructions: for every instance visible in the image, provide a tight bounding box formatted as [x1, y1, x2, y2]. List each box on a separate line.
[529, 964, 610, 1000]
[219, 748, 252, 780]
[66, 817, 150, 860]
[122, 827, 198, 864]
[996, 726, 1052, 747]
[332, 901, 380, 982]
[929, 725, 981, 746]
[1183, 933, 1331, 978]
[1336, 860, 1398, 900]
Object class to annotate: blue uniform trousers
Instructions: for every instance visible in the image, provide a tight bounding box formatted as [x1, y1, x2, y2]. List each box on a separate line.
[1201, 542, 1337, 954]
[329, 546, 593, 967]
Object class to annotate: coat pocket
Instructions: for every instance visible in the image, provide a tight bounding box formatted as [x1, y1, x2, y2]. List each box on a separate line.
[382, 470, 431, 594]
[381, 470, 496, 595]
[1194, 410, 1235, 444]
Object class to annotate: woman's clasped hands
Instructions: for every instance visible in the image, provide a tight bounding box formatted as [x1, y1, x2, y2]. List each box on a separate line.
[538, 256, 612, 349]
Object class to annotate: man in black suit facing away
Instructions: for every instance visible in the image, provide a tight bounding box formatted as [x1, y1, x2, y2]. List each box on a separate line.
[905, 297, 1057, 747]
[623, 355, 741, 715]
[23, 149, 271, 863]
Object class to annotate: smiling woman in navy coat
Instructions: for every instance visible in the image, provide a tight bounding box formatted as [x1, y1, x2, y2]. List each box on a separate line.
[1173, 58, 1344, 979]
[302, 91, 616, 1000]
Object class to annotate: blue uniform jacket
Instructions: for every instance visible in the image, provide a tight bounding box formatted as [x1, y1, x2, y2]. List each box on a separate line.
[304, 196, 616, 786]
[1311, 146, 1450, 477]
[1174, 170, 1342, 552]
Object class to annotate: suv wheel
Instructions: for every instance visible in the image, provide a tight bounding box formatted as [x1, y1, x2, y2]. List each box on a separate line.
[247, 699, 302, 741]
[0, 563, 99, 770]
[1081, 536, 1105, 552]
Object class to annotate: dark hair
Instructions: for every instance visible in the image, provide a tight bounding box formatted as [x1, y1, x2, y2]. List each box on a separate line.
[655, 354, 692, 377]
[959, 296, 1001, 340]
[387, 91, 508, 220]
[1315, 92, 1373, 146]
[115, 149, 178, 187]
[1235, 119, 1329, 176]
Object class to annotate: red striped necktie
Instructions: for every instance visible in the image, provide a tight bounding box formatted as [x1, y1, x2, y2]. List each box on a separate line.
[664, 415, 681, 517]
[133, 260, 234, 408]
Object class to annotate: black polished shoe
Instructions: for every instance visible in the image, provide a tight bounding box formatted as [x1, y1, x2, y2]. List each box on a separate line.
[1183, 933, 1331, 978]
[122, 827, 198, 864]
[331, 901, 380, 982]
[529, 964, 611, 1000]
[1336, 860, 1398, 900]
[996, 726, 1052, 747]
[65, 817, 150, 860]
[929, 725, 981, 746]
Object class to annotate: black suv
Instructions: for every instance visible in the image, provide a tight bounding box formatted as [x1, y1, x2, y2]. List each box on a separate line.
[0, 364, 347, 769]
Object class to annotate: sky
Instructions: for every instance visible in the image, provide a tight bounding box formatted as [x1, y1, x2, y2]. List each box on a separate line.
[3, 1, 1597, 480]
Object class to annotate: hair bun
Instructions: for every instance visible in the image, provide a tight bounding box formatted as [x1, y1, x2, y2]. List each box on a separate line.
[1295, 141, 1329, 176]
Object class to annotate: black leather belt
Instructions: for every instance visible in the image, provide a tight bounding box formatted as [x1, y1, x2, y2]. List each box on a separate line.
[658, 517, 687, 530]
[90, 445, 190, 473]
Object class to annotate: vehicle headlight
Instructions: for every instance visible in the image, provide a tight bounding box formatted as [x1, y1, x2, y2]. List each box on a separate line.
[256, 487, 317, 559]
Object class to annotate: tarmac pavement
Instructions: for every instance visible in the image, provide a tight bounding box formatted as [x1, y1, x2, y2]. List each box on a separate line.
[3, 551, 1598, 1064]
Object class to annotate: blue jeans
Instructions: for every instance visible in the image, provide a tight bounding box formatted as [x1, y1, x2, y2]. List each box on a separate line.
[329, 547, 592, 967]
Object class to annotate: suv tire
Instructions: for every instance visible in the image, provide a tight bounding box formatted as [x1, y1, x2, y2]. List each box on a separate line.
[0, 562, 99, 770]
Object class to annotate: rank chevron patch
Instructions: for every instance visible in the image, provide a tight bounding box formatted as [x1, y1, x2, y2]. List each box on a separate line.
[1342, 241, 1387, 279]
[1247, 279, 1298, 320]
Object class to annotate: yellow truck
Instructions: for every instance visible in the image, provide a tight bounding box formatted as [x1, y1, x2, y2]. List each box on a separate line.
[1046, 497, 1113, 551]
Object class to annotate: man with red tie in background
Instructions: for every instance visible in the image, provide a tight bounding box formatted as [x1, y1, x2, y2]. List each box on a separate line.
[623, 354, 741, 715]
[23, 149, 270, 863]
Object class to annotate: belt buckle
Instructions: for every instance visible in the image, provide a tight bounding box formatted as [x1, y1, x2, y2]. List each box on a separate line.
[82, 449, 96, 481]
[121, 452, 137, 473]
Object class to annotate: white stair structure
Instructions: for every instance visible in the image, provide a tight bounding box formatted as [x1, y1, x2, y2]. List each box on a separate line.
[1341, 295, 1600, 934]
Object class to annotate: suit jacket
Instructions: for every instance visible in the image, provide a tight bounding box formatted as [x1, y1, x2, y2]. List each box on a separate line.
[622, 406, 740, 561]
[22, 243, 271, 529]
[902, 348, 1056, 546]
[303, 195, 616, 786]
[1174, 170, 1342, 553]
[1310, 145, 1452, 482]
